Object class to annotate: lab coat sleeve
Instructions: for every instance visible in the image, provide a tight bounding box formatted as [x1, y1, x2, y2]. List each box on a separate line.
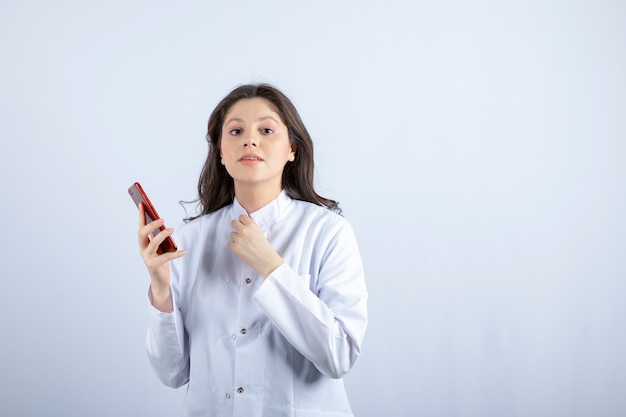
[146, 286, 190, 388]
[252, 221, 368, 379]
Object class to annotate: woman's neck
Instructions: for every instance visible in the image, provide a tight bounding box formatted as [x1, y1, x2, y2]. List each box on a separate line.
[234, 184, 282, 214]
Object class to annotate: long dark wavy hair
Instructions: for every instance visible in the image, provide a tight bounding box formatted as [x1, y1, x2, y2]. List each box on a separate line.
[185, 83, 340, 221]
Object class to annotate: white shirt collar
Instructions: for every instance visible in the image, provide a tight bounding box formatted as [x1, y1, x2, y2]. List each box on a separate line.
[232, 190, 292, 227]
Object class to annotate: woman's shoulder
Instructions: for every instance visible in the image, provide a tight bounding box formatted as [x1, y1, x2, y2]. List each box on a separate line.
[289, 199, 352, 231]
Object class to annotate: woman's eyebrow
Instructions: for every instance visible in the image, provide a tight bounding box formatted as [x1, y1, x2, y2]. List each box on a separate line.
[224, 115, 280, 125]
[224, 117, 244, 125]
[257, 115, 279, 123]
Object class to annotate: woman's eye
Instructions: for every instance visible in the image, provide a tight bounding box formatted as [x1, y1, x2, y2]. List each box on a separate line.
[229, 129, 241, 136]
[261, 128, 273, 135]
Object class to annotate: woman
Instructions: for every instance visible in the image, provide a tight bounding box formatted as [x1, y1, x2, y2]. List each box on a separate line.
[138, 84, 368, 417]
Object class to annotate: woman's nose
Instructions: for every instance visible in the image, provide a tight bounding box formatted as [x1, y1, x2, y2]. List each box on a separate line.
[243, 132, 258, 147]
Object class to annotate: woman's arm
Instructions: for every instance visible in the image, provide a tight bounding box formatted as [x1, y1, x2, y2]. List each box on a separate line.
[146, 287, 190, 388]
[252, 222, 368, 378]
[138, 206, 189, 387]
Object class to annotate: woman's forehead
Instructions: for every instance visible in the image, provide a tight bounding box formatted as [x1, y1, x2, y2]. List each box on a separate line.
[223, 97, 284, 124]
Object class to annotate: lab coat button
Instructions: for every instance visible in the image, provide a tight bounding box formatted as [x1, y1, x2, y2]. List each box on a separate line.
[237, 387, 244, 394]
[245, 277, 252, 284]
[225, 393, 231, 399]
[231, 334, 236, 340]
[240, 328, 247, 335]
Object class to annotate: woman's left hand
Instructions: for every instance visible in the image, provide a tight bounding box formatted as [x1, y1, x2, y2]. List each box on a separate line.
[228, 214, 284, 278]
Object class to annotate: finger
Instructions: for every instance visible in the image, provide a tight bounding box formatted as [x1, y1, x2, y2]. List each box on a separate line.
[160, 249, 186, 262]
[138, 219, 165, 247]
[137, 203, 146, 228]
[147, 227, 175, 253]
[231, 218, 243, 232]
[141, 218, 166, 236]
[239, 214, 253, 225]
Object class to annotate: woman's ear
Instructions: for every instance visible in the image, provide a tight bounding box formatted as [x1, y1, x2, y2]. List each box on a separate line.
[288, 145, 296, 162]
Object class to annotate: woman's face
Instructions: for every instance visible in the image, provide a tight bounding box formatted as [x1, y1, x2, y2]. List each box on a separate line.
[220, 97, 295, 193]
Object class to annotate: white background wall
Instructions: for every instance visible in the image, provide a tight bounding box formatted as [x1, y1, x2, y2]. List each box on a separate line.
[1, 1, 624, 416]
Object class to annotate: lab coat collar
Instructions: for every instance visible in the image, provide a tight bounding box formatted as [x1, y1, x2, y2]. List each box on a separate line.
[232, 190, 292, 227]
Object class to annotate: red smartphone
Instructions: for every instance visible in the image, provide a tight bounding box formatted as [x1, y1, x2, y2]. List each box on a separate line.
[128, 182, 178, 254]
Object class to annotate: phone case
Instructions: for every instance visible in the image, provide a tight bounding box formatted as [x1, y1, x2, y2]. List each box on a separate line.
[128, 182, 178, 254]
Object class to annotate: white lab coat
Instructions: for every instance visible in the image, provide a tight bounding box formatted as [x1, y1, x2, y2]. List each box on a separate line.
[146, 191, 368, 417]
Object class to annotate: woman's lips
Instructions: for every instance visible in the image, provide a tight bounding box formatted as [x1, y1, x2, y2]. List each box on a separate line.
[238, 154, 263, 163]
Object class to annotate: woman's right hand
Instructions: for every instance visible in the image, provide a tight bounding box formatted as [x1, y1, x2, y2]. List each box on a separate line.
[138, 203, 185, 312]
